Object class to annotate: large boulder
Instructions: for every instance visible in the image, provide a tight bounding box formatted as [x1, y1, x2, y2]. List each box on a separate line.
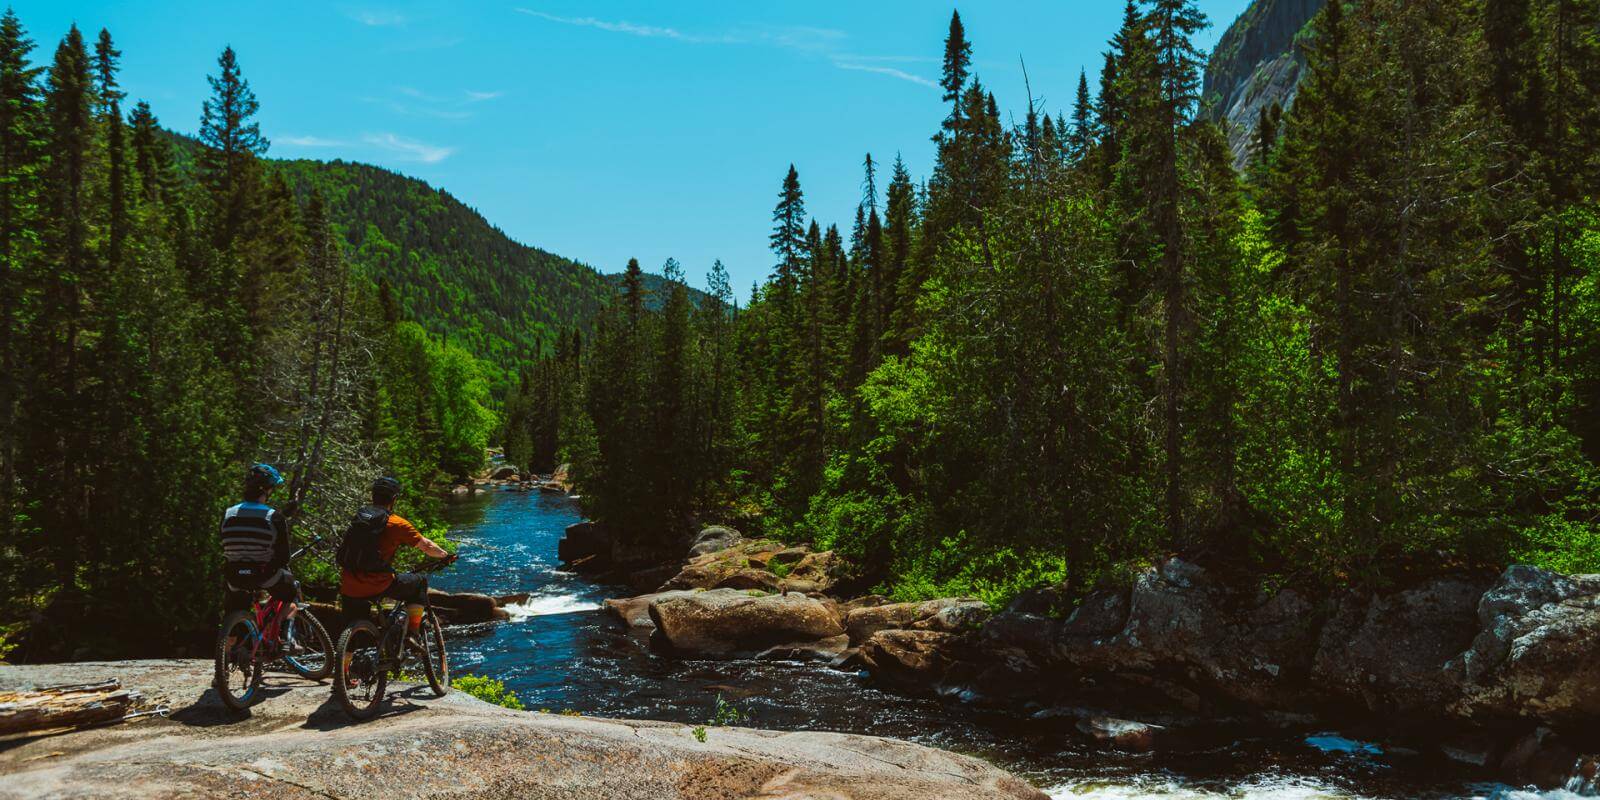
[648, 589, 846, 658]
[845, 597, 990, 645]
[659, 539, 843, 595]
[0, 660, 1048, 800]
[557, 520, 611, 566]
[859, 629, 961, 692]
[1045, 558, 1324, 710]
[688, 525, 743, 557]
[604, 590, 698, 630]
[490, 465, 518, 480]
[1444, 565, 1600, 725]
[429, 590, 511, 623]
[1310, 575, 1491, 714]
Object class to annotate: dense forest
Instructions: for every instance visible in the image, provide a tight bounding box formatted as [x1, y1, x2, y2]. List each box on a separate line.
[514, 0, 1600, 606]
[0, 12, 503, 658]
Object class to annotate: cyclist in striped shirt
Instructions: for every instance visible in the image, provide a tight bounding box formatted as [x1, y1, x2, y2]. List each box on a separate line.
[219, 464, 303, 648]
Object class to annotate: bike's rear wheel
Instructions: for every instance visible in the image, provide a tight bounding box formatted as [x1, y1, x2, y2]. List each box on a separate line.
[333, 620, 387, 720]
[283, 611, 334, 681]
[418, 611, 449, 697]
[213, 610, 264, 712]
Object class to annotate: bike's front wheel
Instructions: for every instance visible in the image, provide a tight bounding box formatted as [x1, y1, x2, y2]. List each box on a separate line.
[282, 610, 334, 681]
[417, 611, 449, 697]
[214, 610, 264, 712]
[333, 620, 388, 720]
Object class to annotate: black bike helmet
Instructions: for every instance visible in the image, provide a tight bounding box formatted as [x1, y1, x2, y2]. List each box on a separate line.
[371, 476, 402, 502]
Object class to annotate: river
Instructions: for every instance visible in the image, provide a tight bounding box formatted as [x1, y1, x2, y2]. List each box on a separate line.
[432, 488, 1588, 800]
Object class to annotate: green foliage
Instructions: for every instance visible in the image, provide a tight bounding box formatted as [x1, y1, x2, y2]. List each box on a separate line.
[452, 675, 525, 710]
[0, 13, 513, 659]
[564, 0, 1600, 608]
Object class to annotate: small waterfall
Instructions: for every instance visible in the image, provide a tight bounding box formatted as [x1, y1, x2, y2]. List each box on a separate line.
[1564, 757, 1598, 796]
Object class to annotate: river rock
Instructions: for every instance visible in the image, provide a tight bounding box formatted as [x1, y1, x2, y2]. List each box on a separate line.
[1444, 565, 1600, 725]
[1076, 716, 1163, 752]
[845, 597, 990, 645]
[604, 590, 698, 630]
[1044, 558, 1323, 710]
[557, 520, 611, 566]
[658, 539, 842, 595]
[490, 465, 518, 480]
[429, 590, 510, 623]
[648, 589, 846, 657]
[1310, 575, 1491, 714]
[688, 525, 742, 557]
[0, 660, 1048, 800]
[859, 629, 960, 692]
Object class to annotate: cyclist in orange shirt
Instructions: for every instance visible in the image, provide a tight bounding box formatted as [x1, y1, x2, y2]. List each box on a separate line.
[337, 477, 452, 635]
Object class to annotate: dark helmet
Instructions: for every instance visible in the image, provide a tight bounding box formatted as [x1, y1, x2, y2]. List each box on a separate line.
[245, 463, 284, 493]
[371, 476, 402, 502]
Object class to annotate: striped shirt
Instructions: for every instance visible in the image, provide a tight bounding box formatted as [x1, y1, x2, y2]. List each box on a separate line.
[219, 501, 289, 569]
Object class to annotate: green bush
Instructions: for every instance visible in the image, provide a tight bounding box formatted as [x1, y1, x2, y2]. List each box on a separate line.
[452, 675, 524, 710]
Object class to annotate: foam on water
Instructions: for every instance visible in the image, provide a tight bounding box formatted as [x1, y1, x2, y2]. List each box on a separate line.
[1045, 775, 1361, 800]
[502, 593, 600, 620]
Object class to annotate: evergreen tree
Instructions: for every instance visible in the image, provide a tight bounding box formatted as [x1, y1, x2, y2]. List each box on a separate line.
[0, 8, 43, 545]
[198, 45, 266, 253]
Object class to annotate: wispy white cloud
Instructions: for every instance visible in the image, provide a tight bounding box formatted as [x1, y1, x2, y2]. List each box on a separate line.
[831, 62, 939, 88]
[513, 8, 935, 88]
[513, 9, 730, 43]
[349, 9, 407, 27]
[465, 90, 503, 102]
[279, 135, 346, 147]
[363, 132, 455, 163]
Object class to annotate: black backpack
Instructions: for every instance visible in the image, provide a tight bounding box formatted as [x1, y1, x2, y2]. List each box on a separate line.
[336, 505, 394, 574]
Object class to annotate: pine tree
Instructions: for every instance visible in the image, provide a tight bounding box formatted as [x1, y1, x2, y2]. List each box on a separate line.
[25, 24, 95, 591]
[1069, 68, 1095, 163]
[198, 45, 266, 253]
[0, 8, 43, 541]
[940, 11, 972, 131]
[93, 29, 125, 271]
[770, 164, 807, 297]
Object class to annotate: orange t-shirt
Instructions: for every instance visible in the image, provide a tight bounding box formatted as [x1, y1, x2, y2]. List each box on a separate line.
[340, 513, 425, 598]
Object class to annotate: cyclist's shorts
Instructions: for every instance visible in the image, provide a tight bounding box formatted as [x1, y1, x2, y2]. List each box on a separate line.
[339, 573, 428, 624]
[223, 566, 300, 611]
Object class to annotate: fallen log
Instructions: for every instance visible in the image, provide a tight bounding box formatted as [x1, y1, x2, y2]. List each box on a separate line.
[0, 679, 140, 736]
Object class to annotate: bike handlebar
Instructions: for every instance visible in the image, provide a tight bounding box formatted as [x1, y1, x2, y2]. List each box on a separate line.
[288, 535, 324, 562]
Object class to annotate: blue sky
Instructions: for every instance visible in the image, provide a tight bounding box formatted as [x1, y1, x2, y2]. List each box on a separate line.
[13, 1, 1250, 291]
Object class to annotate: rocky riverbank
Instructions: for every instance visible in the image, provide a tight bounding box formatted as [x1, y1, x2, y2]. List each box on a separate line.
[0, 660, 1046, 799]
[569, 521, 1600, 792]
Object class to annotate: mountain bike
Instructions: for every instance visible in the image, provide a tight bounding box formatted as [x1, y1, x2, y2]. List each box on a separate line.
[331, 557, 453, 720]
[212, 538, 334, 712]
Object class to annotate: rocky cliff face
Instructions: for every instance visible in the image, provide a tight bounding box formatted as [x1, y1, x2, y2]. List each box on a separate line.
[1201, 0, 1326, 168]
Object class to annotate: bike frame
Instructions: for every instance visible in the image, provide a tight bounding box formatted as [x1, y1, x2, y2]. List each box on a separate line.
[234, 539, 319, 663]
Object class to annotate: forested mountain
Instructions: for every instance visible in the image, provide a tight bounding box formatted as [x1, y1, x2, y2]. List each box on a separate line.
[527, 0, 1600, 609]
[1201, 0, 1324, 166]
[166, 132, 615, 389]
[271, 158, 612, 377]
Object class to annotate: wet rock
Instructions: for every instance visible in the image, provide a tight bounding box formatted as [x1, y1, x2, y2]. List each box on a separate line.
[603, 590, 698, 630]
[429, 590, 509, 623]
[557, 520, 611, 566]
[1076, 716, 1163, 752]
[1311, 576, 1491, 713]
[845, 598, 990, 645]
[1445, 565, 1600, 725]
[756, 634, 852, 662]
[648, 589, 847, 658]
[490, 465, 518, 480]
[688, 525, 743, 557]
[860, 629, 960, 692]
